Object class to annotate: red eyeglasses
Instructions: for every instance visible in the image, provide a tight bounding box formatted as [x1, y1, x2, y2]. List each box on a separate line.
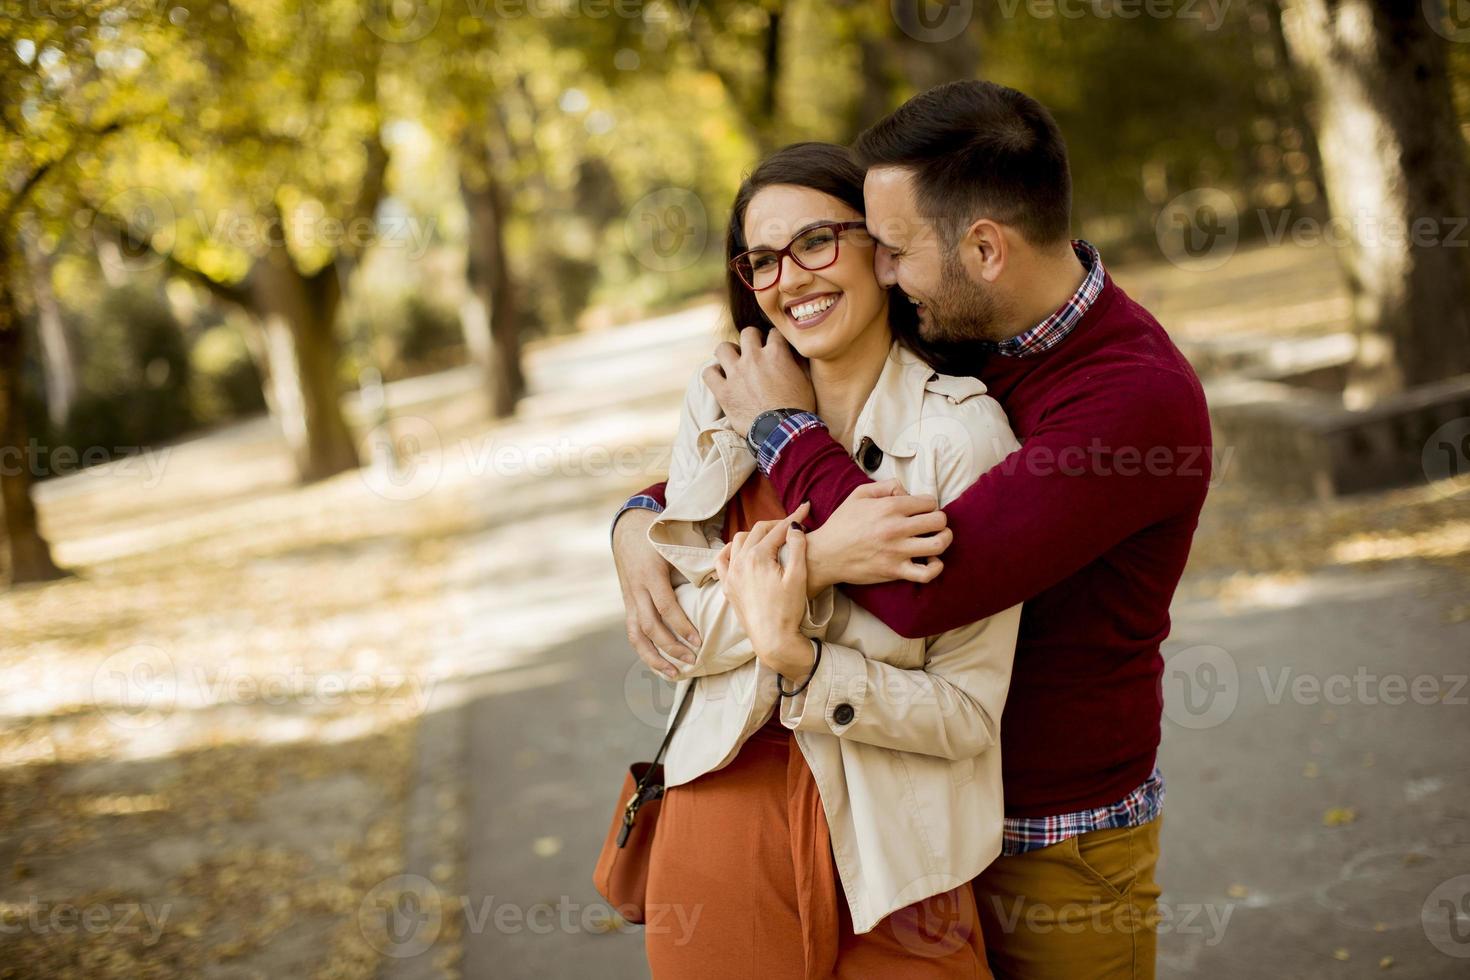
[730, 221, 872, 291]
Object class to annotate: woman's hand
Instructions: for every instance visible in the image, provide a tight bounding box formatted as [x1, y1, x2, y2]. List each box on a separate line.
[715, 502, 816, 680]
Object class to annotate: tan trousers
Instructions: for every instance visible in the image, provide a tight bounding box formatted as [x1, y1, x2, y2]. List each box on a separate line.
[972, 816, 1163, 980]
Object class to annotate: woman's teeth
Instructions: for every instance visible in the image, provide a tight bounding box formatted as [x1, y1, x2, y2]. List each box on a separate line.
[789, 296, 837, 322]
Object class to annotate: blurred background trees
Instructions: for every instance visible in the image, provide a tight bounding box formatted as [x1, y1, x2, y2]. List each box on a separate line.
[3, 0, 1469, 585]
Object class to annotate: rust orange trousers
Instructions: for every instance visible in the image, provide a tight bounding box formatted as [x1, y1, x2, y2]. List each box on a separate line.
[642, 711, 991, 978]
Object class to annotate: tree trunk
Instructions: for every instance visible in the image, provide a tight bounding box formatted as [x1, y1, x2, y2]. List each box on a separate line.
[19, 219, 78, 430]
[459, 132, 524, 419]
[0, 239, 66, 585]
[1280, 0, 1470, 405]
[248, 245, 360, 482]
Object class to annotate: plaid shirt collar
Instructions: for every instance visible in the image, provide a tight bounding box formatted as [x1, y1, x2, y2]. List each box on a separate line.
[985, 239, 1104, 358]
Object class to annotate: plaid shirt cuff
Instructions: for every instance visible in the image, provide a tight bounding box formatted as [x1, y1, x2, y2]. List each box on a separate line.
[610, 494, 665, 544]
[1001, 766, 1165, 856]
[755, 412, 827, 476]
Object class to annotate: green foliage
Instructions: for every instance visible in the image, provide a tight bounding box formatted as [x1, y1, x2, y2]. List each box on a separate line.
[189, 321, 267, 426]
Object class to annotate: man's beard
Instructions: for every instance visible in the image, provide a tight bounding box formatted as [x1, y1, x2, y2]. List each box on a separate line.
[918, 246, 1006, 344]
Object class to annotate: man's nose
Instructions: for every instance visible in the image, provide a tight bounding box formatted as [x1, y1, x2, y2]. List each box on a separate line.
[874, 249, 897, 288]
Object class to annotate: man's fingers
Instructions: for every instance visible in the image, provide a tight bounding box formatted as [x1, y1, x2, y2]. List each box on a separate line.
[850, 478, 906, 500]
[782, 524, 807, 587]
[635, 591, 696, 665]
[894, 558, 944, 584]
[887, 493, 942, 517]
[626, 615, 679, 679]
[895, 508, 948, 537]
[738, 325, 765, 353]
[652, 589, 702, 650]
[900, 526, 953, 558]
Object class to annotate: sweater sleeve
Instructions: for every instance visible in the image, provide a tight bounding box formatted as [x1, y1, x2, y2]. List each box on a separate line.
[768, 368, 1211, 638]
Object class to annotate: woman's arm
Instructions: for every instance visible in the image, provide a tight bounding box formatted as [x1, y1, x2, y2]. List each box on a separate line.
[776, 604, 1019, 759]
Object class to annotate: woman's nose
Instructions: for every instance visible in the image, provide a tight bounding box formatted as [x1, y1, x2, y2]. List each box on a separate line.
[777, 255, 813, 290]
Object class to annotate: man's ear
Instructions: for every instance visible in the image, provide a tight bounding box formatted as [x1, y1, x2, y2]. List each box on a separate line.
[961, 218, 1007, 283]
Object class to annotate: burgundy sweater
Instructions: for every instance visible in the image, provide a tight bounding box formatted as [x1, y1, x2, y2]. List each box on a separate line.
[635, 272, 1212, 816]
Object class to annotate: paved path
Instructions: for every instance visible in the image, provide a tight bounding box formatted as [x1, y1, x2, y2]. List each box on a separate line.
[442, 306, 1470, 979]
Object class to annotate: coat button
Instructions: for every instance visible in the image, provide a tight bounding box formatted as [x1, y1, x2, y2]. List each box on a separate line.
[858, 438, 883, 472]
[833, 703, 855, 725]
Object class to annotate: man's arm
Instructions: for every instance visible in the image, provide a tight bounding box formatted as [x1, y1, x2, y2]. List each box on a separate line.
[767, 371, 1212, 638]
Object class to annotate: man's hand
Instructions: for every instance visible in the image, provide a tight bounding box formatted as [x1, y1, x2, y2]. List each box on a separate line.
[805, 479, 952, 589]
[613, 508, 700, 680]
[703, 327, 816, 436]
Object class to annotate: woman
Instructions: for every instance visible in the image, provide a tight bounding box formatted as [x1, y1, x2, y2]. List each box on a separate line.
[640, 142, 1023, 978]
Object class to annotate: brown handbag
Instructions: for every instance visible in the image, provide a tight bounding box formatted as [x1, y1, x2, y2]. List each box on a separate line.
[592, 677, 699, 924]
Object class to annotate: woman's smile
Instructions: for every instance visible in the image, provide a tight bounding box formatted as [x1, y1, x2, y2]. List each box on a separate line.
[783, 291, 842, 330]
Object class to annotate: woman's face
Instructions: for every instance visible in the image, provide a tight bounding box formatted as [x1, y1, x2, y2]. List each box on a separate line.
[740, 185, 888, 361]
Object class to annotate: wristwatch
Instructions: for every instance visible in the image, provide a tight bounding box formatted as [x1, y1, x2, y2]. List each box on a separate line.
[746, 408, 809, 456]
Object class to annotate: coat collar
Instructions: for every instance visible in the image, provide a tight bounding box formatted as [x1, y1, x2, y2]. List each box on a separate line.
[648, 340, 988, 584]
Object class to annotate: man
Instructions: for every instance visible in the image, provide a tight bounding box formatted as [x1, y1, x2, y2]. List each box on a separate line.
[611, 80, 1212, 979]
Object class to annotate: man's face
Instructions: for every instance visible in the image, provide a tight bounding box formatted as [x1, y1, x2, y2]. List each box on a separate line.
[863, 166, 1003, 344]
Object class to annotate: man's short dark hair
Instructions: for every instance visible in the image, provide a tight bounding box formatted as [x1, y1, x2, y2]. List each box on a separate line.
[853, 80, 1072, 248]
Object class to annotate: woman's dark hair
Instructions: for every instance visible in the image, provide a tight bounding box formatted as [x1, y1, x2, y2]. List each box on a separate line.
[724, 141, 930, 360]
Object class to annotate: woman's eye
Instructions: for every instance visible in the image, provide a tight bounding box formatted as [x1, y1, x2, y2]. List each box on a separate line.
[751, 254, 777, 270]
[800, 232, 835, 249]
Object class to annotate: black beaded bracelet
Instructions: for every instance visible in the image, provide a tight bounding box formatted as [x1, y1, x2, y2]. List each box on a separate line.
[778, 638, 822, 697]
